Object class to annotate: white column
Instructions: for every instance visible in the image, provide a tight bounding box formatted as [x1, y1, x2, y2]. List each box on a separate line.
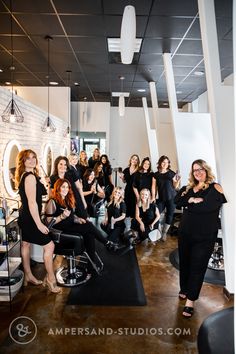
[198, 0, 235, 294]
[142, 97, 159, 169]
[149, 81, 160, 158]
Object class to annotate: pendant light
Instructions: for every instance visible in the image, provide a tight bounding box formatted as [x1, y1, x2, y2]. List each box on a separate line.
[41, 35, 56, 132]
[1, 0, 24, 123]
[120, 5, 136, 64]
[118, 76, 125, 117]
[63, 70, 71, 137]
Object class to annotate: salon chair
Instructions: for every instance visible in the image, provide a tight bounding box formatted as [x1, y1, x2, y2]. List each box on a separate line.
[197, 307, 234, 354]
[50, 228, 104, 287]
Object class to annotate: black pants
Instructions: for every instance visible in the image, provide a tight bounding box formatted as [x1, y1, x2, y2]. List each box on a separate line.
[156, 198, 175, 225]
[178, 231, 217, 301]
[131, 219, 159, 241]
[100, 223, 125, 243]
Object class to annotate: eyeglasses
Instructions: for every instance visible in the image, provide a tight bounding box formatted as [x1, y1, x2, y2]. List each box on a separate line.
[193, 168, 205, 173]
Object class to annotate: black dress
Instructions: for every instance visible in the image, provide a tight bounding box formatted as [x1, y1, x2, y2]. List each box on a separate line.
[123, 167, 136, 218]
[100, 201, 126, 243]
[18, 172, 51, 246]
[88, 157, 100, 169]
[133, 171, 154, 193]
[174, 183, 227, 300]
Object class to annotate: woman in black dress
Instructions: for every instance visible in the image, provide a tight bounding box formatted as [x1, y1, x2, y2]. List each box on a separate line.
[100, 154, 114, 201]
[131, 188, 160, 244]
[82, 168, 105, 217]
[76, 150, 88, 177]
[50, 156, 87, 219]
[133, 157, 155, 203]
[88, 148, 100, 169]
[174, 159, 227, 318]
[154, 155, 180, 241]
[15, 149, 61, 293]
[101, 187, 126, 244]
[68, 153, 81, 180]
[120, 154, 140, 219]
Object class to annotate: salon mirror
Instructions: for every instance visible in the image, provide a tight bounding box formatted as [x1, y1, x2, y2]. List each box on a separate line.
[3, 140, 21, 197]
[42, 144, 53, 177]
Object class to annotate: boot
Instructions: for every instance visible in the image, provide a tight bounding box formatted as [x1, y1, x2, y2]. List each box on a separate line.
[106, 240, 119, 251]
[161, 223, 170, 242]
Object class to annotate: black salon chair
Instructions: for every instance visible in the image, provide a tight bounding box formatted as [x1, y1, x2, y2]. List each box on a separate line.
[50, 228, 104, 287]
[197, 307, 234, 354]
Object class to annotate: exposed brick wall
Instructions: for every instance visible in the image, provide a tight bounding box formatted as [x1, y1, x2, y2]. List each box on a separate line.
[0, 87, 70, 197]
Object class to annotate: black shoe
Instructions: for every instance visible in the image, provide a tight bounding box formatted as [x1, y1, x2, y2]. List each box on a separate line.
[106, 241, 119, 251]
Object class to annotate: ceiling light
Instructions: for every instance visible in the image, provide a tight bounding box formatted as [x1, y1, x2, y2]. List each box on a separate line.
[176, 90, 182, 94]
[118, 76, 125, 117]
[137, 89, 146, 92]
[163, 103, 169, 106]
[107, 38, 142, 53]
[5, 82, 11, 85]
[74, 82, 79, 86]
[41, 35, 56, 133]
[49, 81, 58, 85]
[120, 5, 136, 64]
[0, 69, 3, 72]
[112, 92, 130, 97]
[194, 71, 205, 76]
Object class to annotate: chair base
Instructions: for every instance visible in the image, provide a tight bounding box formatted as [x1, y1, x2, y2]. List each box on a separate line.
[56, 265, 89, 287]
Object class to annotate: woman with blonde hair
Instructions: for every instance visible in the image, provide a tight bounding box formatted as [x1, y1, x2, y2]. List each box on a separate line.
[15, 149, 61, 293]
[101, 187, 126, 244]
[174, 159, 227, 318]
[131, 188, 160, 244]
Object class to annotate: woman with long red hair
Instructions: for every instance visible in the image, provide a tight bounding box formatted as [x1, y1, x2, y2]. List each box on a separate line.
[15, 149, 61, 293]
[46, 179, 116, 269]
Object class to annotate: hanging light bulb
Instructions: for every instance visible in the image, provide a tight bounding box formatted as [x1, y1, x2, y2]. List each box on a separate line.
[1, 0, 24, 123]
[63, 70, 71, 137]
[41, 35, 56, 133]
[118, 76, 125, 117]
[120, 5, 136, 64]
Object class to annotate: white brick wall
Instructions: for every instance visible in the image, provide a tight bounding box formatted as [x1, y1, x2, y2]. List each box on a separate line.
[0, 87, 70, 197]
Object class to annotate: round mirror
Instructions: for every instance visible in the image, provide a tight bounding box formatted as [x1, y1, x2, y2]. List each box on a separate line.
[61, 144, 68, 157]
[42, 144, 53, 177]
[3, 140, 21, 197]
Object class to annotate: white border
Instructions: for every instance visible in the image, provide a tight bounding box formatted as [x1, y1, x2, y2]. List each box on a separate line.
[3, 139, 21, 198]
[42, 143, 53, 177]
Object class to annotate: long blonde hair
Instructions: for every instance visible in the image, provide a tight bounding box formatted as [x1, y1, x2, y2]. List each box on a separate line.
[138, 188, 151, 209]
[108, 186, 124, 208]
[186, 159, 215, 192]
[15, 149, 39, 188]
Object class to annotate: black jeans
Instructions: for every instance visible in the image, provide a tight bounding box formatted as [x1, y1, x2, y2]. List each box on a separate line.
[100, 223, 125, 243]
[178, 231, 217, 301]
[156, 198, 176, 225]
[131, 219, 159, 241]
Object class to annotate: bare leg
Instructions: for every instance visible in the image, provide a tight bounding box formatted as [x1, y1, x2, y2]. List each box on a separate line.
[21, 241, 42, 284]
[43, 241, 61, 293]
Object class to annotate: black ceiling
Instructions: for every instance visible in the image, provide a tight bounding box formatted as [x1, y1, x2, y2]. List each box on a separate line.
[0, 0, 233, 108]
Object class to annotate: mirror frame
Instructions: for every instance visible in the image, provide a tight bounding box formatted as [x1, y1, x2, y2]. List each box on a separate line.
[3, 139, 21, 198]
[42, 143, 53, 177]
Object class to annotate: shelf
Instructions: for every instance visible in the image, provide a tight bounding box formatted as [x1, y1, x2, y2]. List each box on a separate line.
[0, 240, 20, 253]
[0, 257, 21, 277]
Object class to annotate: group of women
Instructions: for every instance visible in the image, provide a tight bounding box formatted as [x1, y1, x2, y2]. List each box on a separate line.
[15, 147, 227, 319]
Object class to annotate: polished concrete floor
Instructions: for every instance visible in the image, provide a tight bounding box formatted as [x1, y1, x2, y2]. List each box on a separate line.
[0, 234, 233, 354]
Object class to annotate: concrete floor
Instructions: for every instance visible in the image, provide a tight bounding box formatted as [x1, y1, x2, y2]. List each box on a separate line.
[0, 235, 233, 354]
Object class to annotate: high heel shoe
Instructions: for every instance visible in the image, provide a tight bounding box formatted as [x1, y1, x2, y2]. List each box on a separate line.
[23, 275, 43, 287]
[43, 276, 61, 294]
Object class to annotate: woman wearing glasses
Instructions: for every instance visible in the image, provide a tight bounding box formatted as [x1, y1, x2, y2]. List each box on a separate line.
[174, 159, 227, 318]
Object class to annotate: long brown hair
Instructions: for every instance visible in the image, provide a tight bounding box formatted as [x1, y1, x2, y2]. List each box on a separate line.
[15, 149, 39, 188]
[52, 179, 75, 209]
[52, 156, 70, 176]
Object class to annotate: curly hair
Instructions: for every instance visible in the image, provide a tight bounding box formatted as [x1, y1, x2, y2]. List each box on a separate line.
[15, 149, 39, 188]
[186, 159, 215, 192]
[52, 178, 75, 209]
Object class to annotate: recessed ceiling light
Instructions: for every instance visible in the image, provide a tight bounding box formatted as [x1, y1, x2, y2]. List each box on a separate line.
[112, 92, 130, 97]
[137, 89, 146, 92]
[107, 38, 142, 53]
[194, 71, 204, 76]
[176, 90, 182, 94]
[49, 81, 58, 85]
[74, 82, 79, 86]
[0, 69, 3, 72]
[163, 103, 169, 106]
[5, 81, 11, 85]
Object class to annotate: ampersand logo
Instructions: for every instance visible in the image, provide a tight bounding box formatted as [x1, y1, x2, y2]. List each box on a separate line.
[9, 316, 37, 344]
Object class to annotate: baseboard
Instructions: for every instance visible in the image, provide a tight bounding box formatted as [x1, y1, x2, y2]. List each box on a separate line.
[223, 286, 234, 301]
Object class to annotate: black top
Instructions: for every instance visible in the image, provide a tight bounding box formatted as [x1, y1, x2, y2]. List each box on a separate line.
[123, 167, 137, 218]
[47, 199, 74, 230]
[138, 203, 157, 226]
[18, 172, 51, 245]
[88, 157, 100, 169]
[82, 179, 96, 205]
[102, 165, 112, 187]
[133, 171, 154, 193]
[76, 163, 88, 178]
[174, 183, 227, 235]
[154, 169, 176, 201]
[107, 201, 126, 227]
[50, 169, 87, 219]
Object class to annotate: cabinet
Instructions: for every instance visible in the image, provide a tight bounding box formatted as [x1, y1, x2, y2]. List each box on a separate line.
[0, 198, 23, 303]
